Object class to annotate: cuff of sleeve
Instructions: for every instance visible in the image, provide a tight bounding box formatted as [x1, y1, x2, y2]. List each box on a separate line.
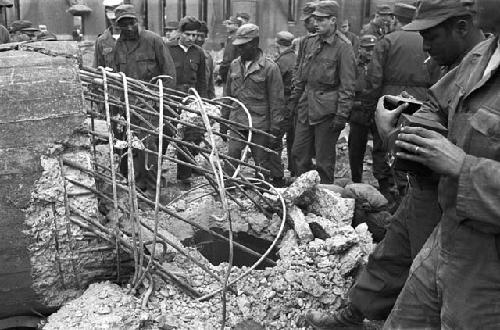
[456, 154, 479, 218]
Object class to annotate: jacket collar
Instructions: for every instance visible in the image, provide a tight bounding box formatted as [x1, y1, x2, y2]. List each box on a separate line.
[276, 47, 294, 60]
[235, 49, 264, 78]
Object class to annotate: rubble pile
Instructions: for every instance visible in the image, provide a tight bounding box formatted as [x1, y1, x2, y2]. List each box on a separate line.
[45, 170, 375, 329]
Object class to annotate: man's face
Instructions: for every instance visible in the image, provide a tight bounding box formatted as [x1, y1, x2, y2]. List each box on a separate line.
[237, 40, 256, 61]
[165, 28, 175, 39]
[196, 32, 207, 47]
[304, 16, 317, 33]
[341, 22, 349, 33]
[117, 17, 139, 40]
[420, 24, 462, 66]
[314, 15, 336, 36]
[376, 13, 394, 26]
[180, 30, 198, 47]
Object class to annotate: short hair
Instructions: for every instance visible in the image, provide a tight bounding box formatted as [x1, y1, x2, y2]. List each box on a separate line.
[199, 20, 209, 34]
[179, 16, 201, 32]
[440, 14, 474, 31]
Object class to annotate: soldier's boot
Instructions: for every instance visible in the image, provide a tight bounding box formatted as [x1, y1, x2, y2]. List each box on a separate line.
[304, 303, 364, 329]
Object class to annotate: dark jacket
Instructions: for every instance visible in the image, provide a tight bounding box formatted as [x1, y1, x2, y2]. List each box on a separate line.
[167, 40, 207, 97]
[412, 36, 500, 327]
[360, 29, 432, 123]
[291, 31, 356, 125]
[224, 51, 285, 132]
[275, 47, 297, 100]
[94, 28, 116, 68]
[113, 29, 176, 87]
[343, 30, 360, 57]
[219, 33, 239, 84]
[204, 49, 215, 99]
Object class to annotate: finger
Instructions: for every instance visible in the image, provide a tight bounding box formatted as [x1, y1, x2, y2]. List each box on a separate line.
[395, 151, 428, 164]
[395, 140, 421, 153]
[400, 126, 439, 138]
[397, 133, 429, 148]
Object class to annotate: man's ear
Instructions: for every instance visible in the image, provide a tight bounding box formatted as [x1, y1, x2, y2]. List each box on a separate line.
[456, 19, 469, 37]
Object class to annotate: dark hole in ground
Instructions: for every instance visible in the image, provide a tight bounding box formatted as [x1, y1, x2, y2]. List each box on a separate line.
[183, 227, 279, 269]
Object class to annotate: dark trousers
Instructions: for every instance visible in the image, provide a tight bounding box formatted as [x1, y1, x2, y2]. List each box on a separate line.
[286, 114, 297, 176]
[176, 126, 204, 180]
[292, 119, 341, 184]
[349, 182, 441, 320]
[227, 130, 283, 179]
[348, 121, 391, 184]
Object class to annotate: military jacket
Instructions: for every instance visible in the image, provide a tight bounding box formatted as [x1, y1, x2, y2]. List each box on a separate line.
[275, 47, 297, 99]
[224, 51, 285, 131]
[113, 29, 176, 88]
[94, 28, 116, 68]
[291, 31, 356, 125]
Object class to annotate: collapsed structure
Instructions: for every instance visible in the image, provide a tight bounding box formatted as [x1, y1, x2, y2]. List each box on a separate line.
[0, 42, 379, 329]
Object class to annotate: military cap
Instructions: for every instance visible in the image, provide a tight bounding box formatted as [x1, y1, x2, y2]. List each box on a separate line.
[236, 12, 251, 22]
[300, 2, 317, 20]
[223, 16, 240, 26]
[232, 23, 259, 46]
[360, 34, 377, 47]
[114, 4, 137, 23]
[10, 20, 32, 32]
[20, 27, 40, 32]
[165, 21, 179, 30]
[276, 31, 295, 46]
[394, 3, 416, 19]
[377, 3, 394, 15]
[36, 31, 57, 41]
[403, 0, 473, 31]
[179, 16, 201, 32]
[312, 1, 340, 17]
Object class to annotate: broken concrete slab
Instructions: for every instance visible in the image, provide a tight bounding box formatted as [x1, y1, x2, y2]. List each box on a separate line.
[297, 187, 355, 226]
[282, 170, 320, 205]
[345, 183, 388, 210]
[287, 205, 314, 244]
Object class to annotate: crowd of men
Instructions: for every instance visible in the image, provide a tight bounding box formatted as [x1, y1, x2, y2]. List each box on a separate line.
[0, 19, 57, 43]
[89, 0, 500, 328]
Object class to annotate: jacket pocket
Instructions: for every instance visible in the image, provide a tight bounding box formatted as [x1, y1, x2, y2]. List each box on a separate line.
[246, 74, 266, 100]
[310, 59, 338, 86]
[468, 108, 500, 161]
[136, 52, 157, 77]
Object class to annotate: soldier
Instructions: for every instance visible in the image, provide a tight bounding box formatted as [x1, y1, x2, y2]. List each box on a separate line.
[274, 31, 298, 177]
[94, 7, 121, 69]
[196, 21, 216, 99]
[360, 4, 395, 39]
[223, 23, 286, 186]
[219, 16, 241, 85]
[289, 1, 356, 184]
[164, 21, 179, 43]
[305, 0, 485, 327]
[236, 12, 251, 25]
[167, 16, 207, 187]
[350, 3, 432, 200]
[340, 19, 360, 56]
[112, 4, 177, 195]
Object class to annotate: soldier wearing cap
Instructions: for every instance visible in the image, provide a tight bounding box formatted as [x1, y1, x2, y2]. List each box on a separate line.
[289, 1, 356, 184]
[9, 20, 32, 42]
[340, 19, 360, 57]
[20, 27, 40, 40]
[164, 21, 179, 42]
[275, 30, 298, 176]
[94, 4, 124, 69]
[374, 0, 500, 327]
[236, 12, 250, 25]
[350, 2, 433, 201]
[112, 4, 177, 195]
[167, 16, 207, 187]
[219, 16, 242, 85]
[223, 23, 286, 186]
[361, 3, 395, 39]
[196, 21, 215, 99]
[305, 0, 487, 328]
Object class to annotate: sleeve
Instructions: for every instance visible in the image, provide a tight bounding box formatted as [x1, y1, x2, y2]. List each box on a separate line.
[196, 50, 207, 98]
[221, 65, 233, 120]
[93, 39, 101, 68]
[456, 155, 500, 233]
[268, 63, 286, 132]
[336, 43, 357, 120]
[351, 34, 360, 58]
[288, 38, 307, 112]
[156, 37, 177, 88]
[207, 55, 216, 99]
[361, 38, 389, 111]
[219, 40, 236, 84]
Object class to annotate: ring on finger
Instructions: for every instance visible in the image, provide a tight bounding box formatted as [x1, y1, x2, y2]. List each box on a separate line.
[415, 146, 420, 153]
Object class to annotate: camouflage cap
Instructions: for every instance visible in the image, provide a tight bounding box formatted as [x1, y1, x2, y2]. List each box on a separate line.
[312, 1, 340, 17]
[276, 30, 295, 46]
[360, 34, 377, 47]
[232, 23, 259, 46]
[10, 20, 32, 32]
[403, 0, 473, 31]
[377, 4, 394, 15]
[114, 4, 137, 23]
[300, 2, 317, 20]
[394, 3, 416, 19]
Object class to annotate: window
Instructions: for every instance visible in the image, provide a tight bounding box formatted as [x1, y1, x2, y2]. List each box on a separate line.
[288, 0, 297, 22]
[177, 0, 207, 20]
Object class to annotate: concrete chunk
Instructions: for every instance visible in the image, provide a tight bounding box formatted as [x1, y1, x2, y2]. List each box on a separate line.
[287, 205, 314, 244]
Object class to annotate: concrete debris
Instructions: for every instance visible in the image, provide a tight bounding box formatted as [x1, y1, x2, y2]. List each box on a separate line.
[288, 205, 314, 244]
[297, 187, 355, 226]
[282, 170, 320, 205]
